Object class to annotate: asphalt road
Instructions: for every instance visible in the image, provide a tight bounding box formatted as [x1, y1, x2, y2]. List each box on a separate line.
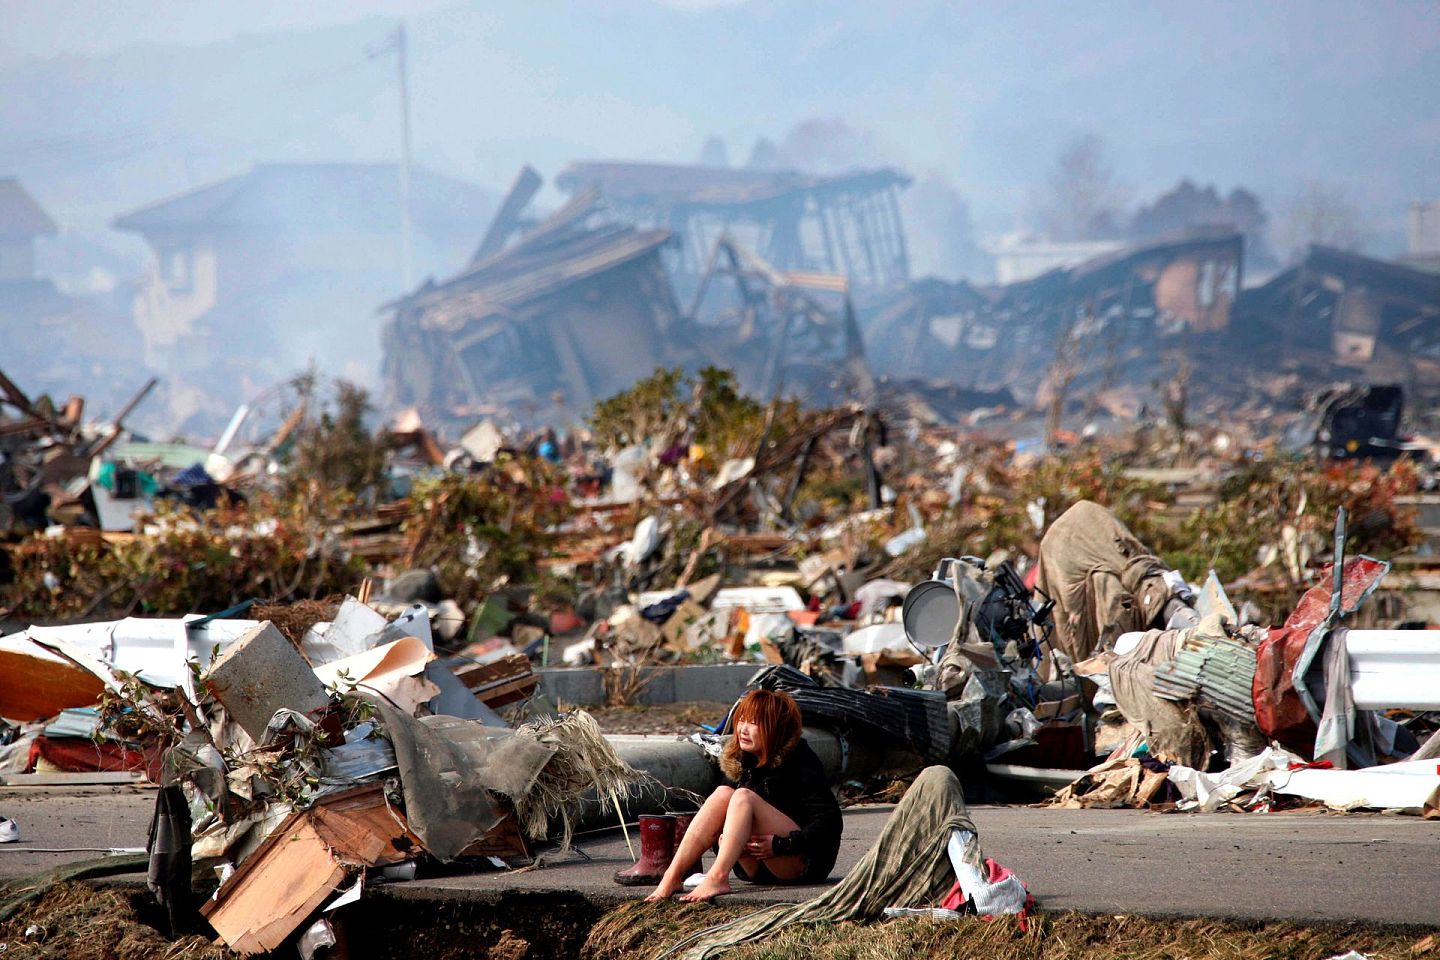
[3, 786, 1437, 927]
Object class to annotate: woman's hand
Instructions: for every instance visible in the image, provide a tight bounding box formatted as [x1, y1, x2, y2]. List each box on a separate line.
[744, 834, 774, 859]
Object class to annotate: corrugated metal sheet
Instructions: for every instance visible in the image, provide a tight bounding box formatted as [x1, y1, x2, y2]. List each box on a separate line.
[1152, 633, 1257, 723]
[321, 738, 398, 782]
[42, 707, 104, 739]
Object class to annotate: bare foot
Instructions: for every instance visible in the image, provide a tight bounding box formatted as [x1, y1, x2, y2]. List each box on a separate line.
[644, 878, 682, 902]
[679, 875, 733, 903]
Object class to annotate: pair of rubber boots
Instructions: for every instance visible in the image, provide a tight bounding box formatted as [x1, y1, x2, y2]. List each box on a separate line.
[612, 813, 698, 886]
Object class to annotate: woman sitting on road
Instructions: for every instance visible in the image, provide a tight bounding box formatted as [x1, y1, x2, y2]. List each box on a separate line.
[646, 688, 843, 902]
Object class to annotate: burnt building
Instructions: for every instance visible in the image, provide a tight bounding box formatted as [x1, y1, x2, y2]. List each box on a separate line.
[555, 161, 912, 294]
[1240, 245, 1440, 390]
[863, 231, 1245, 407]
[381, 167, 877, 427]
[383, 216, 681, 429]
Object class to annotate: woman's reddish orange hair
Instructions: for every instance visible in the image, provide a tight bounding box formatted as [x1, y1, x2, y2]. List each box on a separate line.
[729, 689, 802, 768]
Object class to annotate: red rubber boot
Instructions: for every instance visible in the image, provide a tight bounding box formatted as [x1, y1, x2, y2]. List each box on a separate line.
[612, 815, 676, 886]
[670, 812, 701, 878]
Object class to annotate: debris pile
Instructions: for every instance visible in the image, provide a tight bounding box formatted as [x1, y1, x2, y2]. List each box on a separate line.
[0, 593, 638, 955]
[4, 344, 1439, 829]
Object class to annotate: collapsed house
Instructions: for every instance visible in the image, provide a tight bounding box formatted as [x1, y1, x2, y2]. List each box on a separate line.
[380, 160, 1440, 431]
[866, 234, 1440, 424]
[383, 219, 682, 424]
[382, 168, 877, 428]
[683, 237, 872, 405]
[555, 160, 913, 295]
[1239, 245, 1440, 391]
[862, 231, 1244, 409]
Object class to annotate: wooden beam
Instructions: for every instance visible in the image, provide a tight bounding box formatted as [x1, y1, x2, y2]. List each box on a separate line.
[470, 165, 542, 264]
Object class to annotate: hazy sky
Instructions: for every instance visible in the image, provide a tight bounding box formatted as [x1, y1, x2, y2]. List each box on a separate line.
[3, 0, 1437, 262]
[0, 1, 453, 56]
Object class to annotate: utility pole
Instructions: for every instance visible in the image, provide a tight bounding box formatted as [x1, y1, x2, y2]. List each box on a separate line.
[395, 20, 414, 291]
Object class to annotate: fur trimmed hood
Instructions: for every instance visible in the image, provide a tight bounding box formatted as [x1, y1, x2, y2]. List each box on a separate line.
[719, 723, 805, 781]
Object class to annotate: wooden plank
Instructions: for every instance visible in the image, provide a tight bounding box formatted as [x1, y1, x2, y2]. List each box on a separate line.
[202, 783, 419, 954]
[202, 817, 346, 955]
[470, 165, 542, 264]
[307, 783, 421, 865]
[472, 675, 539, 708]
[457, 809, 528, 861]
[452, 654, 531, 689]
[452, 655, 537, 708]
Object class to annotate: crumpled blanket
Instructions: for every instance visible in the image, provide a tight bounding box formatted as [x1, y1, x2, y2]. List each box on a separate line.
[1035, 500, 1174, 666]
[659, 765, 992, 960]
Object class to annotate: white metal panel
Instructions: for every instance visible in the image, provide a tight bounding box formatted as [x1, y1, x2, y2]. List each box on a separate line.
[1346, 630, 1440, 711]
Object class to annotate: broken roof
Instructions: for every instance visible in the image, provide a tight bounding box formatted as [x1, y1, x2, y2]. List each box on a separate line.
[112, 162, 494, 235]
[1299, 244, 1440, 304]
[1067, 230, 1244, 287]
[393, 224, 672, 331]
[555, 160, 909, 209]
[0, 177, 58, 239]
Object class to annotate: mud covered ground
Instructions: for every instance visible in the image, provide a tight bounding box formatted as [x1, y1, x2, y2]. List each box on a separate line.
[581, 901, 1440, 960]
[3, 881, 1437, 960]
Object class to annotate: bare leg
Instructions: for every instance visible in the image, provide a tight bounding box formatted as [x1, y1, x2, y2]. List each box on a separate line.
[681, 788, 804, 902]
[645, 786, 732, 901]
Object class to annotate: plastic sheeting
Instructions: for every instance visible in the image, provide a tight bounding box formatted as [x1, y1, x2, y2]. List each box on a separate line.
[363, 696, 555, 862]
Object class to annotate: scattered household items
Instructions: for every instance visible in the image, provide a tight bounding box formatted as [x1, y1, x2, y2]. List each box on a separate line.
[0, 370, 159, 533]
[1053, 510, 1440, 814]
[6, 305, 1440, 960]
[0, 589, 639, 955]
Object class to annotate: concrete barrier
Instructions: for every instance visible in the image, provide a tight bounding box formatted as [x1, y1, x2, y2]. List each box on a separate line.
[536, 663, 758, 707]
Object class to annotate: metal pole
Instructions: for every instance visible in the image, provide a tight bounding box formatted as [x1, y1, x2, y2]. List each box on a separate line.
[396, 21, 414, 290]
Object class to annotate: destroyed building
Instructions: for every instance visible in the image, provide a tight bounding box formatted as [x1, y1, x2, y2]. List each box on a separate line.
[1239, 245, 1440, 391]
[113, 163, 496, 433]
[381, 161, 1440, 432]
[684, 236, 872, 406]
[383, 212, 682, 425]
[862, 231, 1245, 409]
[555, 161, 913, 295]
[382, 168, 876, 428]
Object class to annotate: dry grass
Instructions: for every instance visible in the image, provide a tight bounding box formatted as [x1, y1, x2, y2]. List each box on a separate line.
[251, 597, 342, 644]
[582, 901, 1439, 960]
[602, 664, 656, 707]
[0, 882, 233, 960]
[513, 709, 647, 855]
